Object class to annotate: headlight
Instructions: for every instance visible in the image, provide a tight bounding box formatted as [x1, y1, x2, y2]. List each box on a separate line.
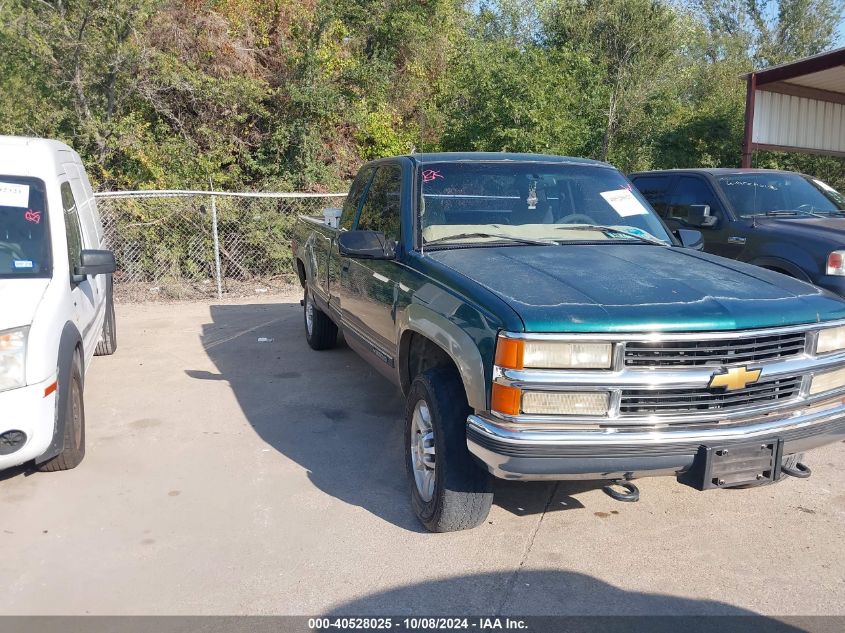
[827, 251, 845, 276]
[495, 336, 612, 369]
[816, 325, 845, 355]
[809, 367, 845, 395]
[0, 327, 28, 392]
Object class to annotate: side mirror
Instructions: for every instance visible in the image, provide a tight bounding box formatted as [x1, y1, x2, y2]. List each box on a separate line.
[687, 204, 718, 228]
[337, 230, 396, 260]
[75, 249, 116, 277]
[675, 228, 704, 250]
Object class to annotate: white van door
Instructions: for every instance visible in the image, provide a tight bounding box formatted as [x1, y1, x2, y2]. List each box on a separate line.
[60, 182, 99, 365]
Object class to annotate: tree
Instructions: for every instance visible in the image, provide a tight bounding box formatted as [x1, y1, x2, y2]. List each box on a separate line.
[543, 0, 683, 164]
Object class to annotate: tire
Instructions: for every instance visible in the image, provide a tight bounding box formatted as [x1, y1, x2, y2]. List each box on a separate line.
[95, 276, 117, 356]
[38, 354, 86, 472]
[304, 286, 338, 350]
[405, 367, 494, 532]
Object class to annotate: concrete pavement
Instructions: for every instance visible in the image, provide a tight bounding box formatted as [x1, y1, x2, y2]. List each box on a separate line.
[1, 293, 844, 615]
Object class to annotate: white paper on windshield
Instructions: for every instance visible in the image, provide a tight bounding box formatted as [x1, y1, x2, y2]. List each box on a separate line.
[600, 189, 648, 217]
[814, 178, 837, 193]
[0, 182, 29, 208]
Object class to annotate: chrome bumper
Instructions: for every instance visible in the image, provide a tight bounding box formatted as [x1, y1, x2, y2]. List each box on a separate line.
[466, 400, 845, 481]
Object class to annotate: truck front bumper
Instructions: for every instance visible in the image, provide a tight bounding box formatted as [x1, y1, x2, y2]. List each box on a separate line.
[466, 400, 845, 481]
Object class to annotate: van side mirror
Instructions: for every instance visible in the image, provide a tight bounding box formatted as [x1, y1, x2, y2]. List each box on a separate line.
[337, 230, 396, 260]
[688, 204, 718, 228]
[75, 249, 116, 277]
[675, 229, 704, 250]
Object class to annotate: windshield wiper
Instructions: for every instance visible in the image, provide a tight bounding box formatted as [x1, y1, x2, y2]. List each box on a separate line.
[747, 209, 827, 218]
[554, 224, 668, 246]
[423, 232, 556, 247]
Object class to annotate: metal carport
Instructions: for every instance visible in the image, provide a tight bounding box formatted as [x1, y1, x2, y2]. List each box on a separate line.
[742, 47, 845, 167]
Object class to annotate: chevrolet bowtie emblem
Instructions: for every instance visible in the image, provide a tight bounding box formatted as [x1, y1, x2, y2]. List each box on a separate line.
[708, 366, 762, 392]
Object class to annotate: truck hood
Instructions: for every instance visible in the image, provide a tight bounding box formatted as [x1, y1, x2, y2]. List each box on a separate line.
[0, 278, 50, 331]
[426, 244, 845, 332]
[753, 216, 845, 242]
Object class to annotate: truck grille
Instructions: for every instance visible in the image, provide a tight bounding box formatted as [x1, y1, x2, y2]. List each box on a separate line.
[619, 375, 802, 417]
[624, 332, 807, 367]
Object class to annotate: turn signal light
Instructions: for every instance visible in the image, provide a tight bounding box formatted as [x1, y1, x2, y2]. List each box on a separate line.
[491, 383, 521, 416]
[495, 337, 524, 370]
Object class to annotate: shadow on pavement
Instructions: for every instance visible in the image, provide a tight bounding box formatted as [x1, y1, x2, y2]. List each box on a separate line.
[324, 569, 808, 627]
[191, 303, 620, 531]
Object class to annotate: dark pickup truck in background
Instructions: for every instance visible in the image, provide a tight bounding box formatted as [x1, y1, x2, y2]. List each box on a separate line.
[292, 153, 845, 532]
[630, 168, 845, 295]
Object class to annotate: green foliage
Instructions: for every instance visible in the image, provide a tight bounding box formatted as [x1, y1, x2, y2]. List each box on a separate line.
[1, 0, 844, 191]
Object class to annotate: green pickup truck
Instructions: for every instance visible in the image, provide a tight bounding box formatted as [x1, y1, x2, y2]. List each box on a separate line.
[291, 152, 845, 532]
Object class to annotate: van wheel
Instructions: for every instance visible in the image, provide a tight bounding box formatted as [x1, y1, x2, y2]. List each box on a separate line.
[405, 368, 494, 532]
[95, 277, 117, 356]
[304, 286, 338, 350]
[39, 355, 85, 472]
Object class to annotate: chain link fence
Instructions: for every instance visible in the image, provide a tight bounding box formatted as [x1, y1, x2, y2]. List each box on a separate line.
[95, 190, 347, 302]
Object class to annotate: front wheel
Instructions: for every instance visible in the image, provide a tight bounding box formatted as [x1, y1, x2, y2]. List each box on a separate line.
[38, 354, 86, 472]
[405, 368, 493, 532]
[303, 286, 338, 350]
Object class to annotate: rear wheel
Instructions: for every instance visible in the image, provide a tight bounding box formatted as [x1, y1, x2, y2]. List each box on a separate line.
[304, 286, 338, 350]
[95, 276, 117, 356]
[405, 368, 493, 532]
[38, 354, 85, 472]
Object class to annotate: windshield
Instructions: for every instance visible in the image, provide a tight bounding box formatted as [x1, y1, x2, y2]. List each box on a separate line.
[418, 162, 672, 246]
[0, 176, 51, 278]
[717, 173, 845, 217]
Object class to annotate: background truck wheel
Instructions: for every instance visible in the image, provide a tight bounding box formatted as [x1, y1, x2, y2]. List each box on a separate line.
[95, 276, 117, 356]
[405, 368, 494, 532]
[304, 287, 338, 350]
[38, 355, 86, 472]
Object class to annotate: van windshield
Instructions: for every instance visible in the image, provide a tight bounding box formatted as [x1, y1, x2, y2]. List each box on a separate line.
[0, 176, 51, 278]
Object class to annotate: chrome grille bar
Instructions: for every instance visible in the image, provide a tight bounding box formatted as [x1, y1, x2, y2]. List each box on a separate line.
[624, 333, 807, 367]
[620, 376, 802, 416]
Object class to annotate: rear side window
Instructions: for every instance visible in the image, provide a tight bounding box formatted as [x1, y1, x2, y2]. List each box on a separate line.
[61, 182, 84, 275]
[0, 176, 51, 277]
[340, 166, 375, 231]
[666, 176, 721, 224]
[356, 164, 402, 242]
[631, 175, 671, 216]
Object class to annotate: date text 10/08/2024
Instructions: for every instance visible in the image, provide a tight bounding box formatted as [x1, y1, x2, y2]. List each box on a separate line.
[308, 618, 528, 630]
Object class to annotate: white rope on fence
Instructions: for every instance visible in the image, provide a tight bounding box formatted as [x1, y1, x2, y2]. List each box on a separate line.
[94, 189, 347, 199]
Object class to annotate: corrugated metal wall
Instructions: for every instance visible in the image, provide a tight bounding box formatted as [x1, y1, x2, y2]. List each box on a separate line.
[752, 90, 845, 153]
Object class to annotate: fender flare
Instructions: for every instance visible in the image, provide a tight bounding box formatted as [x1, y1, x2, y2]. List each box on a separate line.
[397, 303, 488, 411]
[748, 256, 811, 282]
[35, 322, 83, 464]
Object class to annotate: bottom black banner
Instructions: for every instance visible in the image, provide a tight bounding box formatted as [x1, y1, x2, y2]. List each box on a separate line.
[1, 616, 844, 633]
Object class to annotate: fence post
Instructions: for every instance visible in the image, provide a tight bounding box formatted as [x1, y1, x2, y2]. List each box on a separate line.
[210, 193, 223, 299]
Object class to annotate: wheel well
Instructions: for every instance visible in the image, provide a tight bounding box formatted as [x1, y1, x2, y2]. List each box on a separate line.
[400, 332, 460, 396]
[295, 258, 306, 287]
[761, 265, 794, 278]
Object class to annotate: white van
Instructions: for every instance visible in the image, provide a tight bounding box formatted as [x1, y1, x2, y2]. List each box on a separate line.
[0, 136, 117, 472]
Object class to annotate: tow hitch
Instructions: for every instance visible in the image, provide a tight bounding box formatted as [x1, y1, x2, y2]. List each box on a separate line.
[781, 460, 812, 479]
[603, 479, 640, 502]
